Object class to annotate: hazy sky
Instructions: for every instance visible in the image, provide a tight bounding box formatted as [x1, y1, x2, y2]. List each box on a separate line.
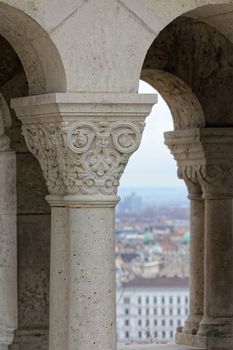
[119, 81, 183, 188]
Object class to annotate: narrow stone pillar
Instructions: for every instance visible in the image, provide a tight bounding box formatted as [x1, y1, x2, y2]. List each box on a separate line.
[165, 127, 233, 350]
[66, 200, 118, 350]
[165, 131, 204, 346]
[197, 194, 233, 348]
[183, 193, 204, 335]
[0, 134, 17, 349]
[12, 92, 156, 350]
[47, 196, 69, 350]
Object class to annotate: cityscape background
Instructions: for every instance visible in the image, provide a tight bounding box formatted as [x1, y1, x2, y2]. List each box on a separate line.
[115, 82, 190, 344]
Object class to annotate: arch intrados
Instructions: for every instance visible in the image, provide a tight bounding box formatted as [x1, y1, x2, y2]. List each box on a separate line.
[0, 3, 66, 95]
[133, 1, 233, 96]
[141, 69, 205, 130]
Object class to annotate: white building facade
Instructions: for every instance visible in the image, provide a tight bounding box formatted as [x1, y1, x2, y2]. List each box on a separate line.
[117, 277, 189, 343]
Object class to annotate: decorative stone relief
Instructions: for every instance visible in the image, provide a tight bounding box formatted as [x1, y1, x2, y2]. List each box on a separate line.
[22, 124, 65, 195]
[179, 164, 233, 198]
[165, 128, 233, 198]
[22, 119, 145, 196]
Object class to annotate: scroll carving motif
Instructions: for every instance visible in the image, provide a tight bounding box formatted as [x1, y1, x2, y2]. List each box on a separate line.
[22, 120, 144, 196]
[22, 124, 65, 195]
[178, 164, 233, 197]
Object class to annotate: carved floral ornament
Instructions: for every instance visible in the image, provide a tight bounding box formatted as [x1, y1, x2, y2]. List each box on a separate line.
[178, 164, 233, 198]
[22, 119, 145, 196]
[164, 128, 233, 198]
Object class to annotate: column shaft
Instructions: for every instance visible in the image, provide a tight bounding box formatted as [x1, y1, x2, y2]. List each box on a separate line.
[184, 197, 204, 333]
[0, 151, 17, 348]
[68, 206, 116, 350]
[49, 204, 69, 350]
[198, 198, 233, 336]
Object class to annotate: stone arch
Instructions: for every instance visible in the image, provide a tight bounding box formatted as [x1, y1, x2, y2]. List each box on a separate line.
[141, 69, 205, 130]
[142, 15, 233, 126]
[0, 3, 66, 95]
[114, 0, 233, 93]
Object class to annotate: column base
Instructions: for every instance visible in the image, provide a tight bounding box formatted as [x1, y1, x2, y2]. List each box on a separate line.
[176, 329, 203, 348]
[182, 315, 203, 335]
[176, 331, 233, 349]
[9, 329, 48, 350]
[195, 334, 233, 350]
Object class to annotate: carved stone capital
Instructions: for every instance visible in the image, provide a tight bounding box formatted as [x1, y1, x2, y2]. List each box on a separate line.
[165, 128, 233, 199]
[12, 93, 156, 200]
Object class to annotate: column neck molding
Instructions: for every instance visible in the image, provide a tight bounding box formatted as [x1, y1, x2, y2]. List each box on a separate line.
[12, 93, 156, 201]
[165, 128, 233, 199]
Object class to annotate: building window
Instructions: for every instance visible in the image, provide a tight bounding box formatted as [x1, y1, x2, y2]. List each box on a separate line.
[146, 331, 150, 338]
[154, 296, 157, 304]
[146, 319, 150, 326]
[146, 296, 149, 304]
[170, 319, 173, 326]
[162, 320, 166, 326]
[125, 308, 129, 315]
[125, 331, 129, 339]
[170, 331, 173, 338]
[177, 308, 181, 315]
[177, 296, 181, 304]
[125, 319, 129, 326]
[169, 308, 173, 315]
[138, 296, 141, 304]
[146, 308, 149, 315]
[154, 319, 157, 326]
[177, 320, 181, 326]
[169, 296, 173, 304]
[185, 308, 188, 315]
[154, 308, 157, 315]
[138, 308, 141, 315]
[124, 297, 130, 304]
[161, 308, 165, 315]
[161, 297, 165, 304]
[185, 296, 188, 304]
[154, 331, 157, 338]
[162, 331, 166, 338]
[138, 319, 142, 326]
[138, 331, 142, 339]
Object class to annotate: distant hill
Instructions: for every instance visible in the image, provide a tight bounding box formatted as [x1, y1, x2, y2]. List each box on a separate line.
[117, 186, 188, 205]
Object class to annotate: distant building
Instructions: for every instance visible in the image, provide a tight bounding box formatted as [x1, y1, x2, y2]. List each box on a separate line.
[116, 277, 189, 344]
[118, 193, 143, 213]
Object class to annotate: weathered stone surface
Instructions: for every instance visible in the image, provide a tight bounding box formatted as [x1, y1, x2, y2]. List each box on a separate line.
[143, 17, 233, 126]
[17, 214, 50, 330]
[16, 153, 50, 215]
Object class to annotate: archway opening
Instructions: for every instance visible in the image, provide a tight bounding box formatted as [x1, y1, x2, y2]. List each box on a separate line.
[116, 80, 190, 345]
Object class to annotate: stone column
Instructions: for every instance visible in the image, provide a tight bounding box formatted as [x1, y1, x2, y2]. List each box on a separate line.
[197, 167, 233, 349]
[11, 92, 156, 350]
[184, 191, 204, 335]
[0, 133, 17, 350]
[47, 196, 69, 350]
[66, 200, 118, 350]
[165, 130, 204, 346]
[165, 127, 233, 350]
